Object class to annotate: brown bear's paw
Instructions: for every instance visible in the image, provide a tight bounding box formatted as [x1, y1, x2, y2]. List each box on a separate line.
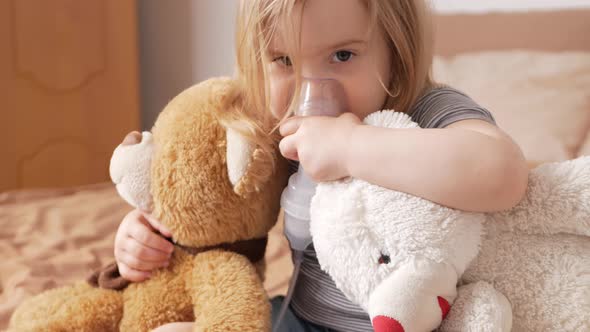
[9, 281, 123, 332]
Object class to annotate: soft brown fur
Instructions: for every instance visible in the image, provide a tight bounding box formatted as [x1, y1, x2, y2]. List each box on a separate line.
[8, 78, 289, 332]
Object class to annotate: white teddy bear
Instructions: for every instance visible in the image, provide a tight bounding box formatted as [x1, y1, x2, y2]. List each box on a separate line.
[310, 111, 590, 332]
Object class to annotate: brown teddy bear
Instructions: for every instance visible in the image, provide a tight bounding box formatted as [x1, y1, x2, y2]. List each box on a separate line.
[8, 77, 290, 332]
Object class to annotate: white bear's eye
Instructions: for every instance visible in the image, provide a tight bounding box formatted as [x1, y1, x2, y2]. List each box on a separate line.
[378, 254, 390, 265]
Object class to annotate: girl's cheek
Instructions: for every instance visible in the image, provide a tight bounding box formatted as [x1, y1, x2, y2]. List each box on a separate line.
[347, 82, 388, 119]
[339, 74, 372, 113]
[269, 76, 295, 119]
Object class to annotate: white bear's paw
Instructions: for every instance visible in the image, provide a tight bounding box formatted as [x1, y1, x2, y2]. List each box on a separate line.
[438, 281, 512, 332]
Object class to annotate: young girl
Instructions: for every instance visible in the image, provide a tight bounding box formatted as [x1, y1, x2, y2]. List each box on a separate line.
[115, 0, 529, 331]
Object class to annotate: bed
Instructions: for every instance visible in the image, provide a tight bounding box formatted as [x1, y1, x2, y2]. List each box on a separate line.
[1, 7, 589, 330]
[0, 184, 292, 328]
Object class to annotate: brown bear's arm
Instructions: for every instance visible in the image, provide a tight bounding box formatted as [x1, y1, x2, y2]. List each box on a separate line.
[187, 250, 271, 332]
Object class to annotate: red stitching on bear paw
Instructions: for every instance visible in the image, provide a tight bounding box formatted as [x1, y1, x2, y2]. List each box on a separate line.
[438, 296, 451, 320]
[372, 315, 405, 332]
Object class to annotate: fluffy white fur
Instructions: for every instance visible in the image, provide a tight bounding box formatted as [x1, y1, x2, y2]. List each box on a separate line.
[310, 110, 590, 332]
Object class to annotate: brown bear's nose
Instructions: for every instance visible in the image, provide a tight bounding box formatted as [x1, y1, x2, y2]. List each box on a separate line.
[122, 131, 142, 146]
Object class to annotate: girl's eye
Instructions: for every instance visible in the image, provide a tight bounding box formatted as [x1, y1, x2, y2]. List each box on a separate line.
[332, 50, 354, 63]
[273, 56, 292, 67]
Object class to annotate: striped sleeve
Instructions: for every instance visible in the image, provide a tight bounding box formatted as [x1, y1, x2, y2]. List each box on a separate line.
[410, 86, 496, 129]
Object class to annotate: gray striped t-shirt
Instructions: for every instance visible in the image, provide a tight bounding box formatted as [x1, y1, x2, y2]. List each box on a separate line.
[289, 86, 496, 332]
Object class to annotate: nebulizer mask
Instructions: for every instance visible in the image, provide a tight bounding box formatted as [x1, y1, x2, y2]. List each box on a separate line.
[274, 78, 348, 331]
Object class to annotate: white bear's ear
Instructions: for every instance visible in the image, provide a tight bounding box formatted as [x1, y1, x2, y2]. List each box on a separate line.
[363, 110, 419, 129]
[226, 128, 273, 198]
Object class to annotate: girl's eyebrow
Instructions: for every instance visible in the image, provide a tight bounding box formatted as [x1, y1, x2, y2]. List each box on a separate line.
[268, 39, 368, 57]
[266, 48, 285, 59]
[267, 45, 288, 55]
[322, 39, 368, 52]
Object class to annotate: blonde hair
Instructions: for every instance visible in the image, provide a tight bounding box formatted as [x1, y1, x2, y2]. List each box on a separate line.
[230, 0, 434, 155]
[368, 0, 435, 113]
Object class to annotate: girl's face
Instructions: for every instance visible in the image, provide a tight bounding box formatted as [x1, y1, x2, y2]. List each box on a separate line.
[267, 0, 392, 120]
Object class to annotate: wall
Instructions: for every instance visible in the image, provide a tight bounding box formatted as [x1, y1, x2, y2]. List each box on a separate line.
[190, 1, 238, 84]
[433, 0, 590, 13]
[138, 0, 237, 130]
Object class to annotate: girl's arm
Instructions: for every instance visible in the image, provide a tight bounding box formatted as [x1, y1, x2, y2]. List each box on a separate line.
[346, 119, 529, 212]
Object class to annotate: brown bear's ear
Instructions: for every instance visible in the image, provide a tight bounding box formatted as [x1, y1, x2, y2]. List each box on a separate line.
[226, 127, 275, 198]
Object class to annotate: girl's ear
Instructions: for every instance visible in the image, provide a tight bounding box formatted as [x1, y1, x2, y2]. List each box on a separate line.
[225, 127, 275, 198]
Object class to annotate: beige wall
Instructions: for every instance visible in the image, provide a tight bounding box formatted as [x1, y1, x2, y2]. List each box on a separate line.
[138, 0, 237, 130]
[433, 0, 590, 13]
[190, 1, 238, 83]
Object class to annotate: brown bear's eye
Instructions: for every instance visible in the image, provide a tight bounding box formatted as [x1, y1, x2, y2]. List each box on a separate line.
[378, 254, 390, 265]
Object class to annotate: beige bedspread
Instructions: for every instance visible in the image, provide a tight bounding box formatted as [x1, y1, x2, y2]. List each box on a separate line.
[0, 183, 293, 330]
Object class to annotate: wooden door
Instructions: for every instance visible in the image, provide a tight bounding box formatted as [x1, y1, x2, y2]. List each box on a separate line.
[0, 0, 140, 191]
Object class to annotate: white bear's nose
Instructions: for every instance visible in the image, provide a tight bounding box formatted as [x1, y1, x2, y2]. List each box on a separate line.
[122, 131, 142, 146]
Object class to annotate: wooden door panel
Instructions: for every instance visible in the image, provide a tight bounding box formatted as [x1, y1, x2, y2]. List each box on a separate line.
[20, 140, 91, 188]
[0, 0, 140, 191]
[13, 0, 106, 92]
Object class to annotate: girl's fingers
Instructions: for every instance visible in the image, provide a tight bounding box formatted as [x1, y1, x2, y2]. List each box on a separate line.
[117, 262, 152, 282]
[279, 135, 299, 161]
[142, 212, 173, 238]
[117, 249, 169, 272]
[279, 116, 305, 137]
[151, 322, 195, 332]
[125, 237, 172, 262]
[128, 219, 174, 254]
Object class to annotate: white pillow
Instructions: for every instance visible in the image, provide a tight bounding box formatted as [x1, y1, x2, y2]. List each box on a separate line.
[433, 51, 590, 164]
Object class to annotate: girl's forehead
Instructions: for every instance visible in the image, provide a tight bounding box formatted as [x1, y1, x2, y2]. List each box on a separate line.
[272, 0, 372, 52]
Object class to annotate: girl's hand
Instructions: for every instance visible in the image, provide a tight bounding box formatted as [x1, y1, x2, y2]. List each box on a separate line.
[151, 322, 194, 332]
[279, 112, 362, 182]
[114, 209, 174, 282]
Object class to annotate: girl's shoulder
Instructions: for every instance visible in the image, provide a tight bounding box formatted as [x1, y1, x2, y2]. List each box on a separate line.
[409, 85, 496, 129]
